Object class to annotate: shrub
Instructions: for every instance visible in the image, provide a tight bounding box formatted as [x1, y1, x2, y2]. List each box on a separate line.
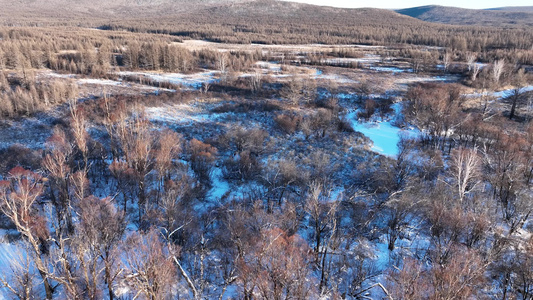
[188, 139, 217, 183]
[274, 113, 302, 134]
[222, 150, 261, 181]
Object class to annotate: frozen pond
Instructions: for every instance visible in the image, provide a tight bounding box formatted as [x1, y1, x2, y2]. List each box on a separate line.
[347, 107, 419, 157]
[369, 66, 412, 73]
[465, 85, 533, 99]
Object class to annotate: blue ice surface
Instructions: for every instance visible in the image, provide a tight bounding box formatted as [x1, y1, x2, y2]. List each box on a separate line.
[348, 111, 419, 157]
[493, 85, 533, 99]
[369, 66, 413, 73]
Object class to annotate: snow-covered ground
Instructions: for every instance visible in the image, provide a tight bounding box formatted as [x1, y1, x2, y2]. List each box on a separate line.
[0, 236, 24, 275]
[315, 73, 357, 84]
[0, 233, 36, 300]
[117, 70, 219, 89]
[42, 71, 174, 93]
[209, 167, 230, 200]
[145, 104, 227, 125]
[77, 78, 124, 86]
[254, 61, 282, 72]
[0, 117, 54, 150]
[319, 55, 382, 66]
[395, 74, 460, 85]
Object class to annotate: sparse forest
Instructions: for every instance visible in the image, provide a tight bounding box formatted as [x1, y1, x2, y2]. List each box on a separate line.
[0, 0, 532, 299]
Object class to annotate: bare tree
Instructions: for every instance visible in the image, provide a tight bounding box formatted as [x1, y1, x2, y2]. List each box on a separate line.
[388, 247, 487, 300]
[466, 52, 477, 72]
[484, 136, 530, 233]
[471, 63, 481, 82]
[154, 129, 183, 196]
[384, 191, 424, 251]
[509, 68, 526, 120]
[0, 71, 8, 92]
[387, 258, 429, 299]
[491, 235, 533, 300]
[512, 237, 533, 300]
[216, 53, 228, 74]
[305, 182, 339, 260]
[442, 51, 452, 72]
[117, 111, 156, 222]
[0, 245, 38, 300]
[42, 128, 74, 235]
[201, 81, 210, 94]
[237, 228, 317, 300]
[304, 181, 340, 291]
[281, 76, 304, 105]
[50, 225, 85, 300]
[69, 98, 89, 170]
[77, 196, 126, 300]
[0, 167, 54, 299]
[122, 229, 177, 300]
[449, 147, 481, 203]
[355, 78, 374, 101]
[188, 139, 217, 185]
[101, 94, 127, 161]
[249, 69, 263, 94]
[430, 247, 487, 300]
[492, 59, 505, 85]
[262, 157, 308, 207]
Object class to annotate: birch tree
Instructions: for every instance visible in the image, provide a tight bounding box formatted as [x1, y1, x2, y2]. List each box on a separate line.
[0, 167, 54, 299]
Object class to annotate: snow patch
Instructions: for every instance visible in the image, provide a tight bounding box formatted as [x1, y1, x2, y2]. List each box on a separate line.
[145, 104, 224, 125]
[209, 167, 230, 201]
[395, 75, 460, 85]
[254, 61, 282, 72]
[78, 78, 124, 86]
[117, 70, 219, 89]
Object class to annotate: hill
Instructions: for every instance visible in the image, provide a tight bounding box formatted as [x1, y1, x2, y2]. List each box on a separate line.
[96, 1, 470, 45]
[396, 5, 533, 27]
[488, 6, 533, 12]
[0, 0, 439, 44]
[0, 0, 417, 24]
[0, 0, 532, 50]
[0, 0, 268, 24]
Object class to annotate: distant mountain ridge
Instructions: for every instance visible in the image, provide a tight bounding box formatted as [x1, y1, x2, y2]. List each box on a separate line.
[3, 0, 532, 29]
[487, 6, 533, 12]
[396, 5, 533, 27]
[2, 0, 533, 28]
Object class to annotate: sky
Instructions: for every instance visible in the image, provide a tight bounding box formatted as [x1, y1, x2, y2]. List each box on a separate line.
[280, 0, 532, 9]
